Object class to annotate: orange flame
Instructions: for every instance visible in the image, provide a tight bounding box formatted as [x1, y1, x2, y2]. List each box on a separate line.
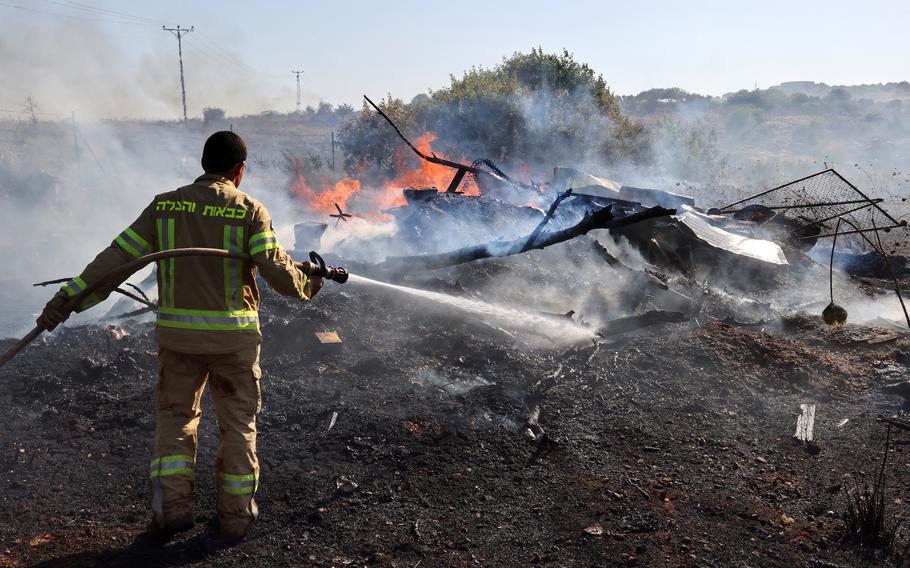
[289, 133, 481, 219]
[391, 134, 481, 196]
[290, 169, 361, 214]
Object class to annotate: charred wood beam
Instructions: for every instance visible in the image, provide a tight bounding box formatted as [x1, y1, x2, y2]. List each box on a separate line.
[445, 167, 468, 193]
[591, 239, 623, 267]
[377, 205, 675, 272]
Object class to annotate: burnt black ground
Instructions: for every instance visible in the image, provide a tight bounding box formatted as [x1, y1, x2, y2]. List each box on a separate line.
[1, 248, 909, 567]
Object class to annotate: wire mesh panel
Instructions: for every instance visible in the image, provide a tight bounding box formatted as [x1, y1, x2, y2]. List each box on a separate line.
[716, 169, 906, 252]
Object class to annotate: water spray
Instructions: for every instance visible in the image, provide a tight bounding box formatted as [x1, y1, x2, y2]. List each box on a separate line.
[346, 274, 595, 344]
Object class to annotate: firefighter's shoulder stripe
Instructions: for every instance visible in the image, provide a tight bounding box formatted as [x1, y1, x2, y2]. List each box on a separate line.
[249, 231, 279, 255]
[115, 227, 153, 259]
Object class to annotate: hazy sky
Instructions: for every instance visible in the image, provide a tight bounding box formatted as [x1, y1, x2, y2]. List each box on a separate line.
[1, 0, 907, 118]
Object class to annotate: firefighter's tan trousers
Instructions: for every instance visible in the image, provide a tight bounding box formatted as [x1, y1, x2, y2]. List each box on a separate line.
[149, 345, 261, 534]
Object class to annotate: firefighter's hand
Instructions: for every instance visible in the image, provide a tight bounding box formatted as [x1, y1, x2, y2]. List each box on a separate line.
[37, 305, 68, 331]
[308, 275, 324, 298]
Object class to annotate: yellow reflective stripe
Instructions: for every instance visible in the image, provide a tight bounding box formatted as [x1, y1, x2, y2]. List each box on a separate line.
[156, 218, 176, 306]
[250, 242, 279, 255]
[167, 220, 175, 305]
[224, 226, 234, 310]
[156, 320, 258, 331]
[59, 276, 101, 312]
[220, 472, 256, 482]
[248, 231, 275, 244]
[60, 276, 87, 297]
[299, 273, 310, 302]
[249, 231, 279, 256]
[114, 226, 152, 259]
[149, 455, 194, 478]
[250, 241, 279, 256]
[124, 227, 152, 253]
[150, 455, 195, 466]
[157, 307, 259, 331]
[219, 471, 258, 494]
[114, 235, 141, 258]
[159, 307, 258, 317]
[156, 219, 167, 306]
[223, 225, 244, 311]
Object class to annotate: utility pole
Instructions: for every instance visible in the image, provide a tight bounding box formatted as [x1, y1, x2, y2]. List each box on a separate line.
[24, 96, 37, 125]
[163, 25, 194, 121]
[291, 69, 303, 112]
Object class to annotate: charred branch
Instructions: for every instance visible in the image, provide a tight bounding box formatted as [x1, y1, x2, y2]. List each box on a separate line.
[363, 95, 534, 192]
[34, 278, 156, 309]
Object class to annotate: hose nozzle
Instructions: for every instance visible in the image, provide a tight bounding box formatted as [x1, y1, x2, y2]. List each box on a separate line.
[299, 251, 349, 283]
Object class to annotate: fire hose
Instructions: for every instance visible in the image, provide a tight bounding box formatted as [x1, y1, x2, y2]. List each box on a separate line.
[0, 248, 348, 370]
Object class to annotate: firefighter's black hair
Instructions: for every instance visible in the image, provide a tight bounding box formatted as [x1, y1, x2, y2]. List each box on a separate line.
[201, 131, 247, 174]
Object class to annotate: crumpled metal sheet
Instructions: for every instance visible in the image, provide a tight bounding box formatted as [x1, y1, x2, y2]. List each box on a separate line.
[674, 205, 789, 265]
[619, 185, 695, 210]
[552, 166, 621, 197]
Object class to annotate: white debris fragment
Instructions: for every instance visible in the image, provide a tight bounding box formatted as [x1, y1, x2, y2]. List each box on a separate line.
[794, 403, 817, 442]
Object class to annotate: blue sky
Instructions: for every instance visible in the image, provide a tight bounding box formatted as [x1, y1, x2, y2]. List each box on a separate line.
[1, 0, 907, 118]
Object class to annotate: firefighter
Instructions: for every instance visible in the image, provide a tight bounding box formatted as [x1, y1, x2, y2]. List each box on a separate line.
[36, 131, 321, 543]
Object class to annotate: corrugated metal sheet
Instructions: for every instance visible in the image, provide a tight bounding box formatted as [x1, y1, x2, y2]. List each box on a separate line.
[674, 205, 789, 265]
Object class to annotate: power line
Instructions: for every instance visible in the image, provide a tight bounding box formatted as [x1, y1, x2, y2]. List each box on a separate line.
[292, 69, 304, 112]
[0, 107, 61, 117]
[73, 123, 108, 179]
[1, 0, 153, 25]
[194, 30, 271, 78]
[162, 25, 194, 121]
[183, 43, 227, 71]
[6, 1, 275, 87]
[187, 37, 257, 76]
[54, 0, 160, 24]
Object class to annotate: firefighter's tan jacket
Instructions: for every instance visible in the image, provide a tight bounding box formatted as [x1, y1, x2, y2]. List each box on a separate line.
[48, 174, 310, 354]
